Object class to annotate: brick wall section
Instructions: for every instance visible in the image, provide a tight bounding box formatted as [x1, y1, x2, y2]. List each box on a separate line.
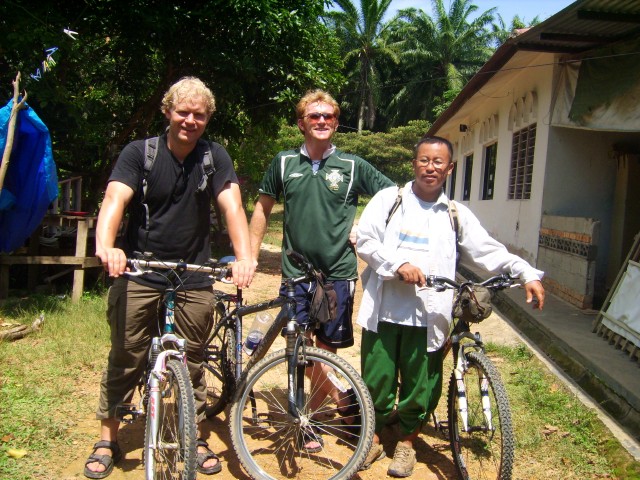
[538, 215, 600, 309]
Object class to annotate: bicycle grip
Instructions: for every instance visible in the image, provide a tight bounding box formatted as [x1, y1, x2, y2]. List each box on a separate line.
[285, 249, 306, 265]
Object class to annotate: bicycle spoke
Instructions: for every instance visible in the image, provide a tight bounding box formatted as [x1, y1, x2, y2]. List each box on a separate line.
[230, 348, 374, 479]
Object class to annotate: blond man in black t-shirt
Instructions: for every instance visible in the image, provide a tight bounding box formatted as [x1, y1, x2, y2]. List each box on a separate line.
[85, 77, 255, 478]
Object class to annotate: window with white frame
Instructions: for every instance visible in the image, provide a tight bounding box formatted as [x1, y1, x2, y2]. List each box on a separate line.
[462, 154, 473, 201]
[509, 124, 536, 199]
[481, 143, 497, 200]
[447, 162, 457, 199]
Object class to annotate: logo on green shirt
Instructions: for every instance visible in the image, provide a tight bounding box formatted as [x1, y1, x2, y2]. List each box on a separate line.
[326, 169, 344, 191]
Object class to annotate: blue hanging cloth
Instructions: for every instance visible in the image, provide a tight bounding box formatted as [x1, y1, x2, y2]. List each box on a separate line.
[0, 97, 59, 253]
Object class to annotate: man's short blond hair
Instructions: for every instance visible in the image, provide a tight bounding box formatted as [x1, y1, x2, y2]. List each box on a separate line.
[161, 77, 216, 116]
[296, 89, 340, 119]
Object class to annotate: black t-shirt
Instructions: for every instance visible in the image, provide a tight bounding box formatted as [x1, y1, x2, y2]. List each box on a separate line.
[108, 134, 238, 289]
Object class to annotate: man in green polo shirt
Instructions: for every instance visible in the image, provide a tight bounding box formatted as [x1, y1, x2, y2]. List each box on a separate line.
[249, 89, 394, 451]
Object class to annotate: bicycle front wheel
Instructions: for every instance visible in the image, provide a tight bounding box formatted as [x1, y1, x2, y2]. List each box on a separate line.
[447, 350, 515, 480]
[229, 347, 374, 480]
[144, 359, 197, 480]
[204, 302, 236, 417]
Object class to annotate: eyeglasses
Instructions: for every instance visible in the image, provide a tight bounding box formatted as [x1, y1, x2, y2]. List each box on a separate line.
[304, 112, 336, 122]
[416, 158, 447, 169]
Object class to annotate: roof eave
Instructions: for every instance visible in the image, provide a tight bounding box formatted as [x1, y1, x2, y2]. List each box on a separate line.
[427, 41, 518, 136]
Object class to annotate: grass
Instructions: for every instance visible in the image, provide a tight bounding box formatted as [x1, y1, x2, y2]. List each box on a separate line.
[486, 343, 640, 478]
[0, 292, 110, 480]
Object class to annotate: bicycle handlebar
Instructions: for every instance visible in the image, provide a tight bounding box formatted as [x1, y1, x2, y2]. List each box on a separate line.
[426, 273, 519, 292]
[285, 249, 322, 281]
[125, 257, 232, 281]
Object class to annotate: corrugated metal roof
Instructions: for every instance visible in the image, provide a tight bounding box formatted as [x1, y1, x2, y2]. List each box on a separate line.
[428, 0, 640, 135]
[515, 0, 640, 53]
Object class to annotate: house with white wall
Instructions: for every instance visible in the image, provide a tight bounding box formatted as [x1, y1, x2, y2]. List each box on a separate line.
[427, 0, 640, 311]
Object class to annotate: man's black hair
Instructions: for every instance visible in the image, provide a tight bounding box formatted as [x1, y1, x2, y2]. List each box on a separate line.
[413, 135, 454, 161]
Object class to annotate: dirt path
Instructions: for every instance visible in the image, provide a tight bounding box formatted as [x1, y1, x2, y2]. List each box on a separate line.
[60, 247, 523, 479]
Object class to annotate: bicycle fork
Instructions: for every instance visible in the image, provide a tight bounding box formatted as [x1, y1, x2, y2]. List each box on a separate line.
[285, 319, 306, 424]
[454, 343, 494, 433]
[146, 336, 188, 448]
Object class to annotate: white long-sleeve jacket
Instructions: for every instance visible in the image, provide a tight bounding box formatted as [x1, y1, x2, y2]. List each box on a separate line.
[356, 182, 544, 351]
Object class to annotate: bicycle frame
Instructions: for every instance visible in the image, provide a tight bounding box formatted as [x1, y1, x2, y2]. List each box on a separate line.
[226, 250, 377, 479]
[213, 274, 310, 422]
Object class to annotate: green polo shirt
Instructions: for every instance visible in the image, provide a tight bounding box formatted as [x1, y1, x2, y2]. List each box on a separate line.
[259, 148, 394, 280]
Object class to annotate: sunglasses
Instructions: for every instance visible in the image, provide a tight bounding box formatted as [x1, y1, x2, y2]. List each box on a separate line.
[304, 112, 336, 121]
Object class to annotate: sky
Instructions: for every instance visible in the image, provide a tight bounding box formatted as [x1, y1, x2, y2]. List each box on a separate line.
[384, 0, 575, 23]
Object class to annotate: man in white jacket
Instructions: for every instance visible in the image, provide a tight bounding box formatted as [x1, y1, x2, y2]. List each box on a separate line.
[356, 135, 545, 477]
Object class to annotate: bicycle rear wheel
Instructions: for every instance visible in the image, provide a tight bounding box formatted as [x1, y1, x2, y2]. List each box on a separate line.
[229, 347, 374, 480]
[204, 301, 236, 417]
[447, 350, 514, 480]
[144, 359, 197, 480]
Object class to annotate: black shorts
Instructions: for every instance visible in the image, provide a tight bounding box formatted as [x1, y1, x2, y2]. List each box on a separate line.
[279, 279, 356, 348]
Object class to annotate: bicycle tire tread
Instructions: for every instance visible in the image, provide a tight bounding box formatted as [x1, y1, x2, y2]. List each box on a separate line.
[447, 350, 515, 480]
[144, 358, 197, 479]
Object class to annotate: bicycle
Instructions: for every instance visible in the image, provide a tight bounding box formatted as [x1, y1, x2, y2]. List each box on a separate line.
[115, 254, 230, 480]
[203, 249, 375, 479]
[425, 273, 518, 480]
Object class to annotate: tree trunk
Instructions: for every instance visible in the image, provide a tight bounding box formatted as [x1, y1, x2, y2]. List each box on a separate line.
[0, 72, 28, 195]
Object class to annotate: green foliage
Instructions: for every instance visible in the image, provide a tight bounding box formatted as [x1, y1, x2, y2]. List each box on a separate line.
[325, 0, 399, 131]
[0, 0, 344, 208]
[382, 0, 497, 125]
[333, 119, 430, 183]
[0, 0, 559, 212]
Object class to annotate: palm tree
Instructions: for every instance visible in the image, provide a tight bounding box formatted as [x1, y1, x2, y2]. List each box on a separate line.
[492, 14, 541, 46]
[385, 0, 496, 125]
[326, 0, 399, 132]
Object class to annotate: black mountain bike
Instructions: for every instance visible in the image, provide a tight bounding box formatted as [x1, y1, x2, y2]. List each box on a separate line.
[202, 250, 375, 479]
[426, 273, 518, 480]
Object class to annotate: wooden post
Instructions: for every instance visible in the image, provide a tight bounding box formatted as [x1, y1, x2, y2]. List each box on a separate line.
[72, 218, 90, 302]
[0, 72, 28, 195]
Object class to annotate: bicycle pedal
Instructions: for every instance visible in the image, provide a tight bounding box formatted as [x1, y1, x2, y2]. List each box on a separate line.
[116, 403, 143, 424]
[436, 420, 450, 436]
[251, 412, 273, 427]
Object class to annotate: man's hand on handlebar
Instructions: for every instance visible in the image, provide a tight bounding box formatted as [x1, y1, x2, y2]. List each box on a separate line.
[396, 262, 426, 288]
[231, 258, 257, 289]
[96, 247, 129, 278]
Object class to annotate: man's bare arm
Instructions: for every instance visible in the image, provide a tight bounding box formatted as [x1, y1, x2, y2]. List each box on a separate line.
[216, 182, 256, 288]
[95, 181, 134, 277]
[249, 194, 276, 263]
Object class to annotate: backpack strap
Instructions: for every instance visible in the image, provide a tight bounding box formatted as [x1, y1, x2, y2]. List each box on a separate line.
[141, 137, 159, 245]
[448, 200, 459, 245]
[385, 187, 403, 226]
[196, 142, 216, 193]
[448, 200, 461, 265]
